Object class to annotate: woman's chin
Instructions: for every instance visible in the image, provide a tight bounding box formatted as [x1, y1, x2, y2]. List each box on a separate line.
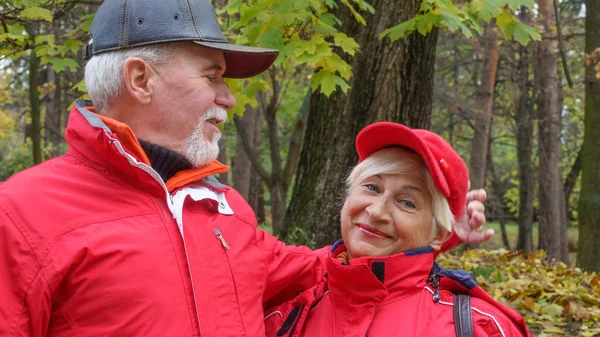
[348, 240, 395, 258]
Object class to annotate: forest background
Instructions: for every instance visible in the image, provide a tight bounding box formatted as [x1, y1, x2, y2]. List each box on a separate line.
[1, 0, 599, 335]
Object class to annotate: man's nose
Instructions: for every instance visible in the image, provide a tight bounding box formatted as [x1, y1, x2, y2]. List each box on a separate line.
[215, 82, 236, 110]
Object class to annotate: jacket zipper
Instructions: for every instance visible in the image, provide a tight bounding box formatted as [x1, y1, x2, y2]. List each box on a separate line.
[213, 227, 247, 332]
[214, 228, 230, 249]
[107, 133, 203, 337]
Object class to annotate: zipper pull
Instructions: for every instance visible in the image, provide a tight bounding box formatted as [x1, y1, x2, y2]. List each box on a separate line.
[213, 228, 230, 250]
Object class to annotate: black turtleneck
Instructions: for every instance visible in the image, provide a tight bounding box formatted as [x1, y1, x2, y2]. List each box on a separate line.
[138, 140, 194, 181]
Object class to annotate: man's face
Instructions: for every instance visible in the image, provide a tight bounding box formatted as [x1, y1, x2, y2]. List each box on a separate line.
[150, 43, 236, 167]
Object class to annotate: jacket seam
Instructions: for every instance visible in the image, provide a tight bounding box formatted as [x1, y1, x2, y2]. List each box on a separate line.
[36, 210, 160, 264]
[0, 205, 53, 336]
[158, 207, 200, 335]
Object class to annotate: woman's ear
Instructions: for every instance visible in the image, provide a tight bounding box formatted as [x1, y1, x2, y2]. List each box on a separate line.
[122, 57, 155, 105]
[429, 226, 452, 251]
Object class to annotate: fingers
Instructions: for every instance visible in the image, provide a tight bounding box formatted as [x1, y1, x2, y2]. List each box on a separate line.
[464, 228, 495, 244]
[466, 188, 487, 203]
[468, 210, 486, 230]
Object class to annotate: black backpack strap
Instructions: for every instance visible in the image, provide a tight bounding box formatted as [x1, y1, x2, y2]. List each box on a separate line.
[453, 294, 474, 337]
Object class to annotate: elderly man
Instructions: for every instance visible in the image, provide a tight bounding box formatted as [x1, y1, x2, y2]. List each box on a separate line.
[0, 0, 491, 336]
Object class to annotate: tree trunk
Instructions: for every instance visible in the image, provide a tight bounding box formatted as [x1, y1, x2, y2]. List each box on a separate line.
[469, 24, 500, 190]
[247, 104, 264, 215]
[43, 20, 64, 157]
[516, 7, 535, 253]
[233, 106, 260, 199]
[563, 145, 582, 222]
[488, 134, 511, 251]
[28, 43, 42, 164]
[43, 65, 62, 153]
[269, 183, 287, 235]
[535, 0, 569, 263]
[284, 0, 439, 247]
[217, 136, 228, 184]
[577, 0, 600, 272]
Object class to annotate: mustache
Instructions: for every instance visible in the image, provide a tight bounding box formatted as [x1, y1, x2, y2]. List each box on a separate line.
[200, 106, 228, 124]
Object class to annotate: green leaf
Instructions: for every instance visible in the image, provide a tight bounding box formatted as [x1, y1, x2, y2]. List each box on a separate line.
[21, 7, 53, 22]
[72, 79, 87, 93]
[238, 2, 269, 27]
[34, 34, 54, 45]
[80, 14, 95, 33]
[506, 0, 534, 9]
[44, 57, 78, 72]
[333, 32, 359, 56]
[341, 0, 366, 25]
[511, 20, 541, 45]
[64, 40, 83, 55]
[311, 70, 350, 96]
[496, 10, 514, 32]
[315, 53, 352, 80]
[469, 0, 504, 22]
[380, 20, 416, 41]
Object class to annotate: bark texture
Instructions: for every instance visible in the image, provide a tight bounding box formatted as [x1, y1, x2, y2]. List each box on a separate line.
[469, 24, 500, 190]
[535, 0, 569, 263]
[577, 0, 600, 271]
[515, 7, 535, 253]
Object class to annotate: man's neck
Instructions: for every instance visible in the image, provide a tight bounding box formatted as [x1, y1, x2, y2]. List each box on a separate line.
[138, 140, 193, 181]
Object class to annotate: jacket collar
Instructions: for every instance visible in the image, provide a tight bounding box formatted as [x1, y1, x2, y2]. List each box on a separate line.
[326, 241, 435, 307]
[64, 101, 228, 195]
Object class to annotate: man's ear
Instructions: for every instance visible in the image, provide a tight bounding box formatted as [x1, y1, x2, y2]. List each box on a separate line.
[123, 57, 155, 105]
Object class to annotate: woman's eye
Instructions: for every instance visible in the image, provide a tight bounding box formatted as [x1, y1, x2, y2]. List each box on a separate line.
[399, 200, 416, 208]
[365, 184, 380, 193]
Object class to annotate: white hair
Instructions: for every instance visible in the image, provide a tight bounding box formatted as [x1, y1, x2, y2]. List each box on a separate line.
[84, 44, 181, 114]
[184, 106, 228, 167]
[346, 147, 455, 235]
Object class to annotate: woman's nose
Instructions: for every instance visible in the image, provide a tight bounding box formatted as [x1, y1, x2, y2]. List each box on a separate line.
[366, 198, 391, 223]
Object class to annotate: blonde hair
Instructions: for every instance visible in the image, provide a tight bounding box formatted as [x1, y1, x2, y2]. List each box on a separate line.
[346, 147, 454, 235]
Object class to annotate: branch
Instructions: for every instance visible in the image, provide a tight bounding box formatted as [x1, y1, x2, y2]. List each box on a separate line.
[233, 114, 274, 188]
[553, 0, 573, 88]
[283, 91, 310, 188]
[266, 67, 283, 181]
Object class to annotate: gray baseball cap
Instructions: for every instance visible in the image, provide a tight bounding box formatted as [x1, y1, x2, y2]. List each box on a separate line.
[85, 0, 279, 78]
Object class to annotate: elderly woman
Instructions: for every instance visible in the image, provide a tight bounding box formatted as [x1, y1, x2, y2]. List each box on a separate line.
[264, 122, 532, 337]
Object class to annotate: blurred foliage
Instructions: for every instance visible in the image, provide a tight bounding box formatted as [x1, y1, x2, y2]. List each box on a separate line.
[380, 0, 540, 44]
[438, 249, 600, 336]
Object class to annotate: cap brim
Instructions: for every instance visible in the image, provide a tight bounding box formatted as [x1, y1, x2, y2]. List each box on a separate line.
[193, 41, 278, 79]
[355, 122, 451, 197]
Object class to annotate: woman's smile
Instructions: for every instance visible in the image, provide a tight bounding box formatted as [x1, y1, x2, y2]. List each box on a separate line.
[356, 223, 391, 239]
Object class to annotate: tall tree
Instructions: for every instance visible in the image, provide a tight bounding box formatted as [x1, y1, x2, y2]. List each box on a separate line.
[535, 0, 569, 263]
[284, 0, 439, 247]
[515, 7, 535, 253]
[469, 23, 500, 190]
[26, 27, 42, 165]
[577, 0, 600, 271]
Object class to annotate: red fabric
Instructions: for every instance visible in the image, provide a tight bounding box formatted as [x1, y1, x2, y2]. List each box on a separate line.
[0, 103, 328, 337]
[355, 122, 469, 220]
[265, 244, 533, 337]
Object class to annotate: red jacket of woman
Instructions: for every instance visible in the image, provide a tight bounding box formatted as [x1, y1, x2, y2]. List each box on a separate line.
[264, 241, 533, 337]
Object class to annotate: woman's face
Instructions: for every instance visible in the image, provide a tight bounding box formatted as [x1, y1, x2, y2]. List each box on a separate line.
[341, 172, 437, 259]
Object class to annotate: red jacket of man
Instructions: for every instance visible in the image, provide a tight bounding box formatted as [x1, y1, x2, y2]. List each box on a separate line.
[0, 102, 328, 337]
[264, 241, 533, 337]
